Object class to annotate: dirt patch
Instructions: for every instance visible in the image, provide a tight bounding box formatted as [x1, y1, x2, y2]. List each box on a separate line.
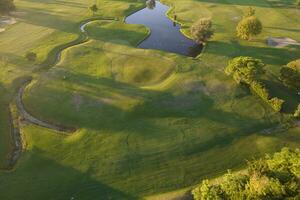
[0, 16, 17, 33]
[267, 37, 300, 48]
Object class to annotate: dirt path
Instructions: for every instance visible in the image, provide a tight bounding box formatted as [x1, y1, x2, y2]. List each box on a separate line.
[5, 17, 115, 169]
[16, 82, 75, 133]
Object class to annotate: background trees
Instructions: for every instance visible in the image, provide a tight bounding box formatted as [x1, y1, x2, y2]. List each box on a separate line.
[192, 148, 300, 200]
[236, 7, 262, 40]
[190, 18, 213, 43]
[0, 0, 15, 14]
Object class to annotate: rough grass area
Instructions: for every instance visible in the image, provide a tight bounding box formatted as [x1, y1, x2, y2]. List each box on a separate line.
[0, 0, 299, 199]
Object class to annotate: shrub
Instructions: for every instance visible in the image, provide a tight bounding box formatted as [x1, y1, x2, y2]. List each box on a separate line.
[89, 4, 98, 15]
[244, 7, 256, 18]
[192, 148, 300, 200]
[268, 97, 284, 112]
[190, 18, 213, 43]
[250, 81, 269, 100]
[25, 52, 37, 62]
[294, 104, 300, 118]
[280, 59, 300, 89]
[225, 57, 265, 84]
[146, 0, 155, 9]
[236, 16, 262, 40]
[0, 0, 15, 14]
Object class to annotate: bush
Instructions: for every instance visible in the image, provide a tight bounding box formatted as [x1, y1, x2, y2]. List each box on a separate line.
[236, 16, 262, 40]
[268, 97, 284, 112]
[225, 56, 265, 84]
[0, 0, 15, 14]
[25, 52, 37, 62]
[192, 148, 300, 200]
[294, 104, 300, 118]
[250, 81, 270, 100]
[280, 59, 300, 89]
[190, 18, 213, 43]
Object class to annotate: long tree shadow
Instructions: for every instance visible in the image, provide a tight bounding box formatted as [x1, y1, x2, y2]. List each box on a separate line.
[193, 0, 297, 8]
[0, 147, 139, 200]
[205, 40, 300, 66]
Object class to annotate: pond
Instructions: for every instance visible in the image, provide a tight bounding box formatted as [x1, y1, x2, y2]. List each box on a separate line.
[125, 0, 202, 57]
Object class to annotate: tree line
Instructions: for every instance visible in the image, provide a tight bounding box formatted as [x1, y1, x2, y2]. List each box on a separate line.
[192, 148, 300, 200]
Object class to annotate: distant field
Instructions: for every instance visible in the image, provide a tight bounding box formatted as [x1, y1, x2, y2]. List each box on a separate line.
[0, 0, 299, 199]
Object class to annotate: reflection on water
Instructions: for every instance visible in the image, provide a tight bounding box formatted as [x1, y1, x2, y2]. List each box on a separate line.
[125, 0, 202, 57]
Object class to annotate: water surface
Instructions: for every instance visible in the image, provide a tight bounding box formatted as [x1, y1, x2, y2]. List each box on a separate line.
[125, 1, 202, 57]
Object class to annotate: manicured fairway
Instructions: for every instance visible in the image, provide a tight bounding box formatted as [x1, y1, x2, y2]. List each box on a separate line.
[0, 0, 299, 199]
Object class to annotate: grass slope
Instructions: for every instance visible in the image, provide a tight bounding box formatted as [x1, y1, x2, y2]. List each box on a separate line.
[0, 0, 299, 199]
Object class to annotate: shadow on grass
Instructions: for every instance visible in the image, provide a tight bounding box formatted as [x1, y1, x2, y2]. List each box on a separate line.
[205, 40, 300, 66]
[0, 147, 139, 200]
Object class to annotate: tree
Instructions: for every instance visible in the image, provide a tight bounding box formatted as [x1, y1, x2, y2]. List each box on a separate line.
[89, 4, 98, 16]
[297, 0, 300, 6]
[244, 7, 256, 17]
[294, 104, 300, 118]
[0, 0, 15, 14]
[225, 56, 265, 84]
[236, 16, 262, 40]
[280, 59, 300, 89]
[192, 148, 300, 200]
[146, 0, 156, 9]
[190, 18, 213, 43]
[25, 52, 37, 62]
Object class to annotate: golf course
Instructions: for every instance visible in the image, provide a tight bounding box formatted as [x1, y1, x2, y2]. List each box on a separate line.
[0, 0, 299, 199]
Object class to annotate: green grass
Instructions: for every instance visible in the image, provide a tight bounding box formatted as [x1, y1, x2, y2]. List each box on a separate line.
[0, 0, 299, 199]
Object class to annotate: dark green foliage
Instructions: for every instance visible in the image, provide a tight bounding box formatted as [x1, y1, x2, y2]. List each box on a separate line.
[0, 0, 15, 14]
[226, 57, 284, 112]
[146, 0, 156, 9]
[190, 18, 214, 43]
[25, 52, 37, 62]
[192, 148, 300, 200]
[89, 4, 98, 15]
[280, 59, 300, 89]
[225, 56, 265, 84]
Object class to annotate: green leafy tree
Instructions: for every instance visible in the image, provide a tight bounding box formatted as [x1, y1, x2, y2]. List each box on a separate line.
[190, 18, 213, 43]
[192, 148, 300, 200]
[25, 52, 37, 62]
[0, 0, 15, 14]
[89, 4, 98, 16]
[236, 16, 262, 40]
[280, 59, 300, 89]
[225, 56, 265, 84]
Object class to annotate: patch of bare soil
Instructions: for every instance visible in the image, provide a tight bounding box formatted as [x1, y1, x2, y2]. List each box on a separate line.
[0, 16, 17, 33]
[267, 37, 300, 47]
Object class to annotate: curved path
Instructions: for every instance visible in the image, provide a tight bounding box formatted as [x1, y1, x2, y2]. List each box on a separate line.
[6, 17, 114, 169]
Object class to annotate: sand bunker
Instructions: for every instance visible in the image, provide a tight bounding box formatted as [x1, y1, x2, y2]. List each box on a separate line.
[267, 37, 300, 48]
[0, 16, 17, 33]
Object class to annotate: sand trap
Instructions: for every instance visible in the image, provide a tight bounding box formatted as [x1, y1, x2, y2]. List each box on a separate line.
[0, 16, 17, 33]
[267, 37, 300, 47]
